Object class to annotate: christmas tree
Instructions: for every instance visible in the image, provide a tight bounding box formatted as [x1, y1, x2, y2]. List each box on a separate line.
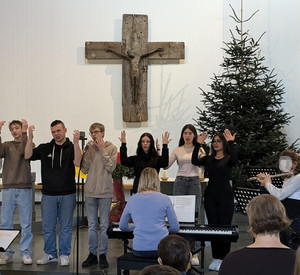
[194, 6, 298, 186]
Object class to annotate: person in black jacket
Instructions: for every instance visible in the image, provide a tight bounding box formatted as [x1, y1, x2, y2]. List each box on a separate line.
[25, 120, 81, 266]
[191, 129, 237, 271]
[119, 131, 171, 193]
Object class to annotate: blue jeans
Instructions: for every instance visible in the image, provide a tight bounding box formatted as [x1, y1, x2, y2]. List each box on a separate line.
[173, 176, 201, 213]
[41, 193, 76, 257]
[0, 188, 33, 256]
[85, 197, 112, 255]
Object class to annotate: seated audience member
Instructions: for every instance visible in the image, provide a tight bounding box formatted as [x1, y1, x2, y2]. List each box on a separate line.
[219, 194, 296, 275]
[158, 234, 194, 274]
[139, 264, 182, 275]
[119, 167, 179, 258]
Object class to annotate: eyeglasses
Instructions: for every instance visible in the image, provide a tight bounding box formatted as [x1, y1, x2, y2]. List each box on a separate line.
[212, 139, 222, 144]
[89, 130, 102, 135]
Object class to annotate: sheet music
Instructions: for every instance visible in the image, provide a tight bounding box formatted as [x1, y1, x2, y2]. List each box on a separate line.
[0, 230, 20, 251]
[168, 195, 196, 223]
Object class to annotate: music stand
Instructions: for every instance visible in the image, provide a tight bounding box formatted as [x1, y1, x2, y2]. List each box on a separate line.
[234, 187, 261, 214]
[0, 229, 20, 252]
[247, 167, 283, 188]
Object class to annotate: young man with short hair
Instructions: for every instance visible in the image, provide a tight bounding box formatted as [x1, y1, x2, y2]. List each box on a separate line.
[158, 234, 194, 275]
[25, 120, 81, 266]
[81, 123, 117, 269]
[0, 119, 33, 265]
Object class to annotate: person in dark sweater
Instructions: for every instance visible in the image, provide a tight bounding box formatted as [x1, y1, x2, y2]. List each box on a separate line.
[25, 120, 81, 266]
[119, 131, 171, 193]
[191, 129, 237, 271]
[0, 119, 33, 265]
[219, 194, 295, 275]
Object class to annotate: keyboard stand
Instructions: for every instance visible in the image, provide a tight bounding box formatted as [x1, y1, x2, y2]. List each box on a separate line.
[190, 240, 205, 275]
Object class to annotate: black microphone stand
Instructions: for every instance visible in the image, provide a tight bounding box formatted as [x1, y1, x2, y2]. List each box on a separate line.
[76, 132, 87, 275]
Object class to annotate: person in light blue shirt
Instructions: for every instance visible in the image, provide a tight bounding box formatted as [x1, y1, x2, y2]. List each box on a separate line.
[119, 167, 179, 257]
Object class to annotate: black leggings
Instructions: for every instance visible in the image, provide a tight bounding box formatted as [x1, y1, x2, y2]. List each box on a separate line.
[204, 195, 234, 259]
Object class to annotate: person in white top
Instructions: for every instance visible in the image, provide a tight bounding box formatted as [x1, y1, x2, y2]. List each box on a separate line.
[166, 124, 206, 214]
[257, 149, 300, 249]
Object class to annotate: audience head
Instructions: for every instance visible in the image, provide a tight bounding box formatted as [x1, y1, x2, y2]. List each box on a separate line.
[139, 265, 181, 275]
[210, 132, 228, 157]
[137, 132, 157, 155]
[158, 234, 191, 272]
[178, 124, 197, 146]
[138, 167, 160, 193]
[279, 149, 300, 175]
[246, 194, 291, 236]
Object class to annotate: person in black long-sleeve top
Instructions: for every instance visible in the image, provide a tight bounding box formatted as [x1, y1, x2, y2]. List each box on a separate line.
[191, 129, 238, 272]
[119, 131, 171, 194]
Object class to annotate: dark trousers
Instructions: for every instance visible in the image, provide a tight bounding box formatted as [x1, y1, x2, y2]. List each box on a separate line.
[204, 195, 234, 259]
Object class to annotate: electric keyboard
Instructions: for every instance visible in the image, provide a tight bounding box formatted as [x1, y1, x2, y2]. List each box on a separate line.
[108, 223, 239, 242]
[108, 223, 239, 275]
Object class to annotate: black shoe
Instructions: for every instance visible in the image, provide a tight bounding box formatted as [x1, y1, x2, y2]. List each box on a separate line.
[82, 253, 98, 267]
[99, 254, 109, 268]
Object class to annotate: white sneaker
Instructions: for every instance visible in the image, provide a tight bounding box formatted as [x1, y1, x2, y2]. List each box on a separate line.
[191, 254, 199, 266]
[208, 258, 220, 271]
[22, 254, 32, 265]
[215, 259, 223, 272]
[0, 254, 13, 265]
[36, 254, 58, 265]
[60, 255, 69, 266]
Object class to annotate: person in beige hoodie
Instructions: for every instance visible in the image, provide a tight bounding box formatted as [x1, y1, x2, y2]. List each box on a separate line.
[81, 122, 117, 269]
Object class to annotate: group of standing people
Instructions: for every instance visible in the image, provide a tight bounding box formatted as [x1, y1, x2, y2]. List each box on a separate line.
[0, 120, 238, 271]
[1, 118, 299, 274]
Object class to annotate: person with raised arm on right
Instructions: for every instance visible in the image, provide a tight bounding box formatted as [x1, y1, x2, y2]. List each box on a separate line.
[191, 129, 238, 271]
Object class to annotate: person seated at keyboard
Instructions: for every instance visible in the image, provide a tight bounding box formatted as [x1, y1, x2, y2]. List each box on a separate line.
[119, 167, 179, 257]
[158, 234, 195, 275]
[219, 194, 295, 275]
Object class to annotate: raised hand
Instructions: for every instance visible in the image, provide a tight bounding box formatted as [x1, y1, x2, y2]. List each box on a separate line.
[73, 130, 80, 144]
[28, 125, 35, 140]
[223, 129, 236, 141]
[0, 121, 6, 132]
[118, 130, 126, 143]
[162, 132, 172, 145]
[21, 119, 28, 132]
[197, 131, 208, 144]
[156, 138, 160, 151]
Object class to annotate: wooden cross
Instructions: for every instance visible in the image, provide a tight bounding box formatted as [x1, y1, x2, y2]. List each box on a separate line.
[85, 14, 185, 122]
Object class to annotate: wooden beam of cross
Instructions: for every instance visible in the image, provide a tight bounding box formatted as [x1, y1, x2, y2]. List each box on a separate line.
[85, 14, 185, 122]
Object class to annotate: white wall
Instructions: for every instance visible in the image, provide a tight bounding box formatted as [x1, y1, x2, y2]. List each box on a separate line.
[0, 0, 299, 182]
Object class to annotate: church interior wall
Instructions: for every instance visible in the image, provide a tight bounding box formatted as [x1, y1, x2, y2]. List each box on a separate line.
[0, 0, 299, 182]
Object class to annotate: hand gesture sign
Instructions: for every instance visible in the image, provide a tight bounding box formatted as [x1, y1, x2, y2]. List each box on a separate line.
[118, 130, 126, 143]
[223, 129, 236, 141]
[162, 132, 172, 145]
[197, 131, 208, 144]
[28, 125, 35, 140]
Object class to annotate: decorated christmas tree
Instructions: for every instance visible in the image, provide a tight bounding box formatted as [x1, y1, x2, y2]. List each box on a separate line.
[194, 6, 298, 186]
